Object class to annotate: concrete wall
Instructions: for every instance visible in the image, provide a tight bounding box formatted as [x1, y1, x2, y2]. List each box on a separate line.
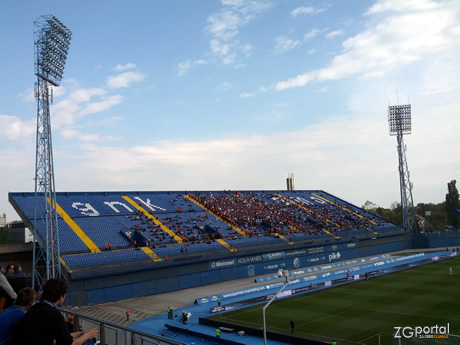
[66, 234, 412, 306]
[3, 232, 459, 307]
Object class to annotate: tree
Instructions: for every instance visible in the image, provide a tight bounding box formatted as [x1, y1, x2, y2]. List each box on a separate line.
[362, 200, 378, 212]
[0, 226, 8, 244]
[446, 180, 459, 228]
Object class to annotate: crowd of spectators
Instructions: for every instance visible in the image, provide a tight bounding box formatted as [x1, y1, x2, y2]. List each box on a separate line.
[115, 191, 386, 256]
[191, 191, 380, 238]
[0, 277, 98, 345]
[0, 263, 28, 313]
[63, 191, 387, 259]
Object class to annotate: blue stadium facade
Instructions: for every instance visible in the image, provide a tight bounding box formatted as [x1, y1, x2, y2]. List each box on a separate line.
[8, 190, 456, 306]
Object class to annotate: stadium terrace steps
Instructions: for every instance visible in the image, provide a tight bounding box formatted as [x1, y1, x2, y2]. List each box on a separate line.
[185, 194, 247, 238]
[141, 246, 162, 262]
[122, 195, 184, 244]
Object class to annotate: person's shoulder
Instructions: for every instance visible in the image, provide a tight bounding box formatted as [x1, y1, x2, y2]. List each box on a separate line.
[11, 272, 27, 279]
[0, 305, 24, 320]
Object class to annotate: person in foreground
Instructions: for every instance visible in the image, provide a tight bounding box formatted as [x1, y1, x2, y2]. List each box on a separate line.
[11, 278, 98, 345]
[0, 287, 36, 345]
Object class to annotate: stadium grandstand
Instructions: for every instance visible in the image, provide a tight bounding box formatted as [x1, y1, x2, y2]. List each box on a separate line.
[5, 189, 460, 345]
[9, 189, 403, 306]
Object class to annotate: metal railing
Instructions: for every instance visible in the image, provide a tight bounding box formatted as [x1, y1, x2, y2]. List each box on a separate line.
[61, 309, 187, 345]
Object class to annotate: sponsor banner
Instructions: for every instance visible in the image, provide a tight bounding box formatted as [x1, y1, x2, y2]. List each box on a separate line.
[209, 259, 236, 269]
[308, 247, 324, 254]
[237, 255, 263, 264]
[263, 251, 286, 261]
[197, 297, 210, 304]
[221, 285, 267, 299]
[328, 251, 342, 262]
[286, 249, 307, 257]
[307, 255, 326, 263]
[210, 305, 236, 313]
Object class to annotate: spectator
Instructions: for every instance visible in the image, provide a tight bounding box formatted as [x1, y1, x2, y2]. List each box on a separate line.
[11, 278, 98, 345]
[4, 265, 15, 282]
[0, 264, 17, 313]
[9, 265, 28, 294]
[0, 287, 36, 345]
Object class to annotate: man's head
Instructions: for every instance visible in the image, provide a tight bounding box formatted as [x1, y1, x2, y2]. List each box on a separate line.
[6, 264, 15, 274]
[42, 278, 69, 306]
[15, 287, 36, 311]
[14, 264, 23, 273]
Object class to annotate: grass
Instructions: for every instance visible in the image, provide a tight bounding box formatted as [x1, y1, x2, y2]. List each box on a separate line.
[208, 256, 460, 344]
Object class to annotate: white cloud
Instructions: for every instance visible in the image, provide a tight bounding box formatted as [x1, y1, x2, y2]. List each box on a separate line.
[290, 6, 324, 17]
[45, 87, 124, 144]
[275, 71, 318, 91]
[106, 71, 145, 89]
[0, 115, 36, 141]
[53, 88, 107, 127]
[304, 29, 320, 41]
[366, 0, 439, 15]
[274, 36, 301, 54]
[177, 59, 209, 77]
[59, 128, 118, 142]
[177, 60, 192, 77]
[325, 30, 343, 39]
[239, 92, 255, 98]
[210, 39, 231, 56]
[114, 63, 137, 71]
[43, 111, 426, 210]
[205, 1, 272, 64]
[275, 0, 460, 90]
[20, 88, 36, 102]
[80, 95, 123, 116]
[207, 10, 241, 41]
[239, 43, 253, 57]
[219, 81, 233, 90]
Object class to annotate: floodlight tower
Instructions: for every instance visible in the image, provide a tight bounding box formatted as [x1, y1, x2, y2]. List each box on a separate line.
[388, 104, 417, 232]
[33, 15, 72, 288]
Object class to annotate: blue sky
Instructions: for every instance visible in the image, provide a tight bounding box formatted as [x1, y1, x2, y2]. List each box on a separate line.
[1, 0, 459, 221]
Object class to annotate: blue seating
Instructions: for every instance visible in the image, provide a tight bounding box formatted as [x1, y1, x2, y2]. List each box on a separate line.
[9, 190, 400, 272]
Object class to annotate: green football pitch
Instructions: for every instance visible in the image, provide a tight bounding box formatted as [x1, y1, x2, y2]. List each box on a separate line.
[209, 256, 460, 344]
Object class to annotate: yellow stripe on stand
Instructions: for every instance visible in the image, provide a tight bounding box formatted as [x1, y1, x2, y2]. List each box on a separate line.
[184, 195, 239, 251]
[276, 193, 340, 239]
[185, 194, 246, 238]
[216, 239, 237, 252]
[275, 233, 294, 244]
[141, 246, 162, 262]
[60, 257, 72, 273]
[122, 196, 183, 244]
[55, 202, 101, 253]
[311, 193, 378, 234]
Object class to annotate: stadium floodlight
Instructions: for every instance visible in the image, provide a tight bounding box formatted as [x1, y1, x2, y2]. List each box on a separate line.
[33, 15, 72, 289]
[388, 104, 411, 136]
[263, 270, 290, 345]
[387, 104, 417, 232]
[34, 15, 72, 87]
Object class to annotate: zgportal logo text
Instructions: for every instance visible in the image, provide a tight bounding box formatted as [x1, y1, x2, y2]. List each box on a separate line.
[394, 323, 449, 339]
